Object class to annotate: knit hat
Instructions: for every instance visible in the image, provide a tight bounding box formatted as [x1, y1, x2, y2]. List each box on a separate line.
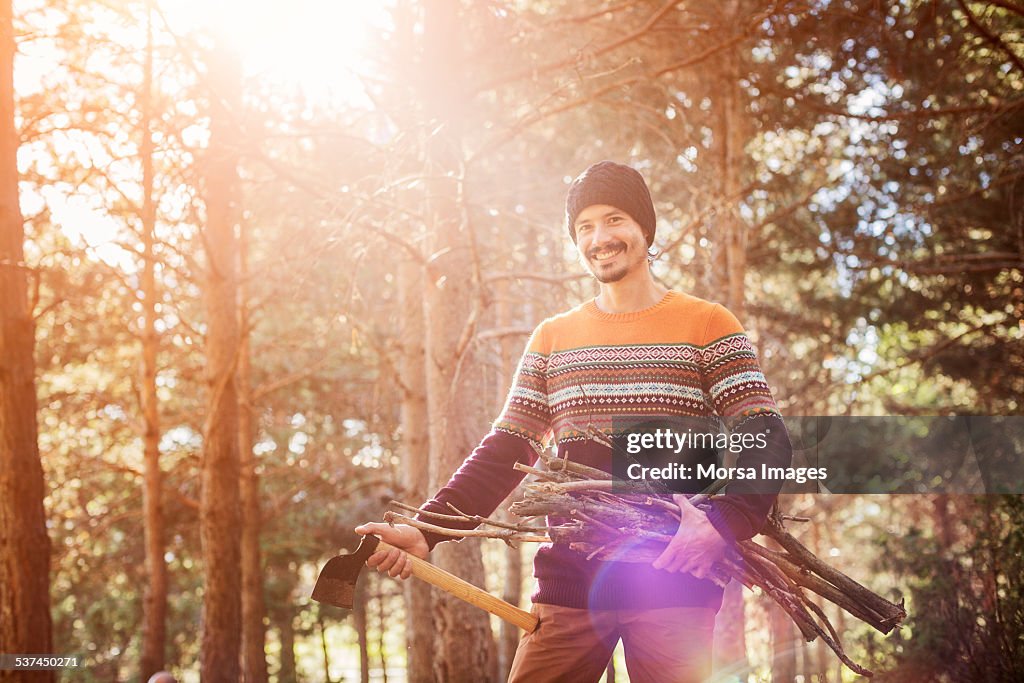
[565, 161, 656, 246]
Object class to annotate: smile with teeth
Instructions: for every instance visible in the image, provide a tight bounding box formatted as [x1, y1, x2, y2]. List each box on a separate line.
[591, 246, 625, 262]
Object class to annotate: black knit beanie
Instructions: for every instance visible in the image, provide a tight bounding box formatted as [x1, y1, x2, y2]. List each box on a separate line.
[565, 161, 656, 246]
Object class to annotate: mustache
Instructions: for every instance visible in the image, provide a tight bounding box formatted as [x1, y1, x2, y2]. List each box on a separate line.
[587, 242, 627, 259]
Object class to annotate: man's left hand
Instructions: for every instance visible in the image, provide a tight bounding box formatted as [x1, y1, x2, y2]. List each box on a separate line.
[652, 494, 728, 579]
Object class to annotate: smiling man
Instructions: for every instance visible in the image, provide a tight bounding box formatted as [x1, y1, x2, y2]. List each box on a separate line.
[356, 160, 793, 682]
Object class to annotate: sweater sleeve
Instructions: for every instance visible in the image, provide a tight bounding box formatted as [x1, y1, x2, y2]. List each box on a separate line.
[416, 324, 552, 550]
[699, 305, 793, 542]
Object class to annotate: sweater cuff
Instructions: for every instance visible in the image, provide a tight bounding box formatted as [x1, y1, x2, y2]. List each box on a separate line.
[705, 498, 756, 543]
[411, 428, 540, 551]
[419, 529, 453, 552]
[415, 499, 469, 551]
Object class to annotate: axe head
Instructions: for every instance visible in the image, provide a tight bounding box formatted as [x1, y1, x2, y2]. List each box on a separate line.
[311, 535, 381, 608]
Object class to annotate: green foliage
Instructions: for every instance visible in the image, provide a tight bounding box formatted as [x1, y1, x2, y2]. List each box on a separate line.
[872, 496, 1024, 682]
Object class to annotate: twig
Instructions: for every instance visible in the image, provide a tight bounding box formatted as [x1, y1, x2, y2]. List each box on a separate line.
[387, 456, 905, 677]
[383, 511, 549, 545]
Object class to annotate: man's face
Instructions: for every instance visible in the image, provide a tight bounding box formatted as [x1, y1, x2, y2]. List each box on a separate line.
[573, 204, 648, 284]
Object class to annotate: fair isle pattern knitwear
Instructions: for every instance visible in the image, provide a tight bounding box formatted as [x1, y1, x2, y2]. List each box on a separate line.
[417, 290, 793, 611]
[496, 295, 780, 445]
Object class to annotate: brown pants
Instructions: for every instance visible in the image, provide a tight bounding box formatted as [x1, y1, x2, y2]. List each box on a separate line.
[508, 603, 716, 683]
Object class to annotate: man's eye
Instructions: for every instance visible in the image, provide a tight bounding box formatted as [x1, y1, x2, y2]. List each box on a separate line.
[577, 225, 592, 233]
[608, 216, 622, 224]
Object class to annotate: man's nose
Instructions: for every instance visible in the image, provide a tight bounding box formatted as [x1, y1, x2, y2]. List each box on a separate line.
[591, 222, 614, 245]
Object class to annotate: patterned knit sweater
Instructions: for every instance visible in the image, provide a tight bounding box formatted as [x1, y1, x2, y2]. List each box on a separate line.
[418, 290, 793, 610]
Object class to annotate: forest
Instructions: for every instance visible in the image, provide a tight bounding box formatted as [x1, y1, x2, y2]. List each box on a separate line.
[0, 0, 1022, 681]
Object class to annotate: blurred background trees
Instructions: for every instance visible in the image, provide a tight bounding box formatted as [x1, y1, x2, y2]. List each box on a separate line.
[0, 0, 1020, 680]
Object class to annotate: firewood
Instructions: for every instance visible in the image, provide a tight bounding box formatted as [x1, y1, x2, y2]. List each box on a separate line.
[387, 458, 906, 677]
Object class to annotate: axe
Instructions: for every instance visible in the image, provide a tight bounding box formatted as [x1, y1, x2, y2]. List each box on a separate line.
[311, 534, 539, 632]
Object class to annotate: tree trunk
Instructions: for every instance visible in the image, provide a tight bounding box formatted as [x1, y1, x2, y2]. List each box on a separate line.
[399, 253, 435, 682]
[239, 220, 269, 683]
[496, 284, 523, 682]
[712, 18, 753, 675]
[377, 587, 389, 683]
[498, 533, 523, 681]
[139, 8, 167, 679]
[199, 43, 243, 683]
[0, 1, 53, 680]
[933, 494, 955, 548]
[810, 515, 830, 682]
[423, 166, 496, 679]
[716, 0, 747, 320]
[274, 611, 297, 683]
[769, 600, 797, 682]
[354, 579, 370, 683]
[420, 1, 497, 680]
[822, 502, 843, 683]
[768, 540, 796, 683]
[713, 579, 748, 675]
[833, 602, 846, 683]
[318, 616, 333, 683]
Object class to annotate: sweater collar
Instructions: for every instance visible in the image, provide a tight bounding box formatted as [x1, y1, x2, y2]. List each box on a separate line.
[583, 290, 678, 323]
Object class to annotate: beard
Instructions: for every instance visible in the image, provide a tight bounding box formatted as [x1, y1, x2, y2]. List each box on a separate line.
[584, 240, 636, 283]
[592, 261, 629, 283]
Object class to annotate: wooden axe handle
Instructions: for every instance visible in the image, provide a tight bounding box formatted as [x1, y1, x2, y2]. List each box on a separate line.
[378, 540, 539, 632]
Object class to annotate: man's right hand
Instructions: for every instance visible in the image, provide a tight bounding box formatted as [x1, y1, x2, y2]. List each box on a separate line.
[353, 522, 429, 581]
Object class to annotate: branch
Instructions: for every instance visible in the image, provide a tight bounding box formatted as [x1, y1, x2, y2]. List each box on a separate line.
[984, 0, 1024, 17]
[472, 18, 762, 162]
[477, 0, 687, 92]
[806, 97, 1024, 123]
[956, 0, 1024, 76]
[251, 353, 334, 401]
[483, 271, 587, 285]
[542, 0, 648, 27]
[383, 510, 549, 545]
[857, 318, 1006, 385]
[476, 326, 536, 342]
[387, 500, 548, 533]
[452, 455, 907, 676]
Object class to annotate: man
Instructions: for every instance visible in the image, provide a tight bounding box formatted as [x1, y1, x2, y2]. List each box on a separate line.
[356, 161, 792, 682]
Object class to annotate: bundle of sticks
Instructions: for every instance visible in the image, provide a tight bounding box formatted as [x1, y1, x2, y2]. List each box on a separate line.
[385, 449, 906, 677]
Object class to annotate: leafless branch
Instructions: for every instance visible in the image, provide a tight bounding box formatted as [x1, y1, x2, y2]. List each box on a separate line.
[956, 0, 1024, 76]
[477, 0, 688, 92]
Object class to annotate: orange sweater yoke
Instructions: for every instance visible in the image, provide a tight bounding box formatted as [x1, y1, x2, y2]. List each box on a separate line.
[417, 289, 794, 609]
[496, 290, 782, 447]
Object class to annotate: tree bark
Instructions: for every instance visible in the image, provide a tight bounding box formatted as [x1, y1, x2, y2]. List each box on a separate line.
[712, 579, 748, 675]
[496, 281, 523, 682]
[720, 10, 745, 321]
[354, 579, 370, 683]
[716, 0, 747, 320]
[423, 164, 498, 679]
[420, 1, 498, 680]
[199, 43, 243, 683]
[810, 515, 830, 683]
[498, 523, 523, 681]
[318, 616, 333, 683]
[391, 4, 435, 674]
[139, 7, 167, 679]
[239, 220, 269, 683]
[0, 1, 53, 680]
[399, 253, 435, 681]
[377, 587, 389, 683]
[768, 539, 797, 683]
[274, 611, 297, 683]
